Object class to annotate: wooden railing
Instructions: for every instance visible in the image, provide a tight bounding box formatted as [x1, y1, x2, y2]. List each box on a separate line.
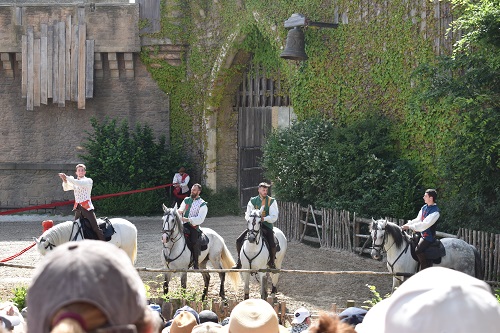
[276, 202, 500, 282]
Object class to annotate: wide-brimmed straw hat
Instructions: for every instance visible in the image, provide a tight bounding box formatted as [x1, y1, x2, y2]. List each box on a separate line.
[223, 299, 288, 333]
[170, 311, 198, 333]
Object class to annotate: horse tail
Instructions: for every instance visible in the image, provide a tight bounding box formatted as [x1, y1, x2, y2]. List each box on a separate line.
[473, 246, 483, 280]
[131, 236, 138, 264]
[220, 242, 241, 289]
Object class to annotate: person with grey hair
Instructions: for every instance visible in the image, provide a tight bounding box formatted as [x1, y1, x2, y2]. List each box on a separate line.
[58, 163, 105, 241]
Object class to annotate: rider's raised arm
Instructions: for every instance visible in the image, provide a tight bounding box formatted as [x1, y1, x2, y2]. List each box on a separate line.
[244, 200, 253, 220]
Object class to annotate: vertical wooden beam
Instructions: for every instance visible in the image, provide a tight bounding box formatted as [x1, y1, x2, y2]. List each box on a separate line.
[71, 24, 79, 102]
[33, 38, 41, 107]
[85, 40, 94, 98]
[47, 25, 53, 99]
[58, 21, 66, 107]
[65, 15, 72, 100]
[40, 24, 48, 105]
[52, 21, 59, 105]
[78, 24, 86, 109]
[21, 35, 27, 98]
[26, 27, 34, 111]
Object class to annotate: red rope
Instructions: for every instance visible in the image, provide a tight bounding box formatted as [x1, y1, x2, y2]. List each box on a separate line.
[0, 183, 174, 262]
[0, 183, 173, 215]
[0, 242, 36, 262]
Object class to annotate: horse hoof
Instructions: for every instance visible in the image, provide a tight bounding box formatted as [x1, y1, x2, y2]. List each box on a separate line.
[244, 294, 249, 300]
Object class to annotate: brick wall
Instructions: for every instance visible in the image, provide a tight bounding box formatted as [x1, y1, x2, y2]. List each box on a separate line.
[0, 55, 169, 210]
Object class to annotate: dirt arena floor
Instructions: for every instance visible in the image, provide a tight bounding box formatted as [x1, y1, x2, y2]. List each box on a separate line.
[0, 214, 392, 315]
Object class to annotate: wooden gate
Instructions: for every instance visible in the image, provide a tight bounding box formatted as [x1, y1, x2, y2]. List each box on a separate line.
[235, 63, 290, 207]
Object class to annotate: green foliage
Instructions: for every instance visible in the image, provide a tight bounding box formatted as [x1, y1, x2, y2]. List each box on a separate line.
[10, 287, 27, 310]
[496, 288, 500, 303]
[408, 0, 500, 232]
[262, 116, 421, 218]
[362, 284, 391, 309]
[202, 187, 242, 218]
[80, 118, 189, 216]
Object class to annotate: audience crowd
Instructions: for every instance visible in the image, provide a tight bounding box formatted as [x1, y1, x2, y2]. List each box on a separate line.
[2, 239, 500, 333]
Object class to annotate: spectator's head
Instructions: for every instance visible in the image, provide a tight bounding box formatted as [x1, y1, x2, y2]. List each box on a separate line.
[291, 307, 311, 325]
[27, 240, 156, 333]
[224, 298, 288, 333]
[307, 312, 356, 333]
[199, 310, 219, 324]
[356, 267, 500, 333]
[170, 311, 197, 333]
[173, 306, 200, 324]
[338, 307, 367, 326]
[192, 322, 224, 333]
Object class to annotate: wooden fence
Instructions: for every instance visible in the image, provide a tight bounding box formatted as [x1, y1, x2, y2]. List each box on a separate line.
[276, 202, 500, 282]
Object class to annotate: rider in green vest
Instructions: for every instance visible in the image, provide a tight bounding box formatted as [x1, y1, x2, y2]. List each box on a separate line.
[178, 183, 208, 269]
[232, 182, 279, 269]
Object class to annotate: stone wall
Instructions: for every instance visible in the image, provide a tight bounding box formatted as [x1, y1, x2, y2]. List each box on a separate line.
[0, 54, 169, 210]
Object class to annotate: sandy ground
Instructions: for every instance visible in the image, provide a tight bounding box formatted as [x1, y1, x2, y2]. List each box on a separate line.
[0, 214, 392, 317]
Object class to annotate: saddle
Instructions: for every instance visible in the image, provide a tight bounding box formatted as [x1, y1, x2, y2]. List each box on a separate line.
[80, 217, 115, 241]
[248, 230, 281, 253]
[183, 226, 209, 251]
[410, 234, 446, 265]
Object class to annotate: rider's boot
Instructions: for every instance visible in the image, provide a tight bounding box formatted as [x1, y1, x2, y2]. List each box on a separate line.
[192, 242, 200, 269]
[268, 247, 277, 269]
[231, 239, 243, 269]
[416, 252, 429, 271]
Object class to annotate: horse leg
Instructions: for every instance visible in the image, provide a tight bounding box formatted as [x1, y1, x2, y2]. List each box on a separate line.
[163, 272, 171, 295]
[202, 272, 210, 301]
[260, 273, 268, 300]
[180, 272, 187, 290]
[270, 272, 280, 296]
[243, 272, 250, 300]
[218, 272, 226, 299]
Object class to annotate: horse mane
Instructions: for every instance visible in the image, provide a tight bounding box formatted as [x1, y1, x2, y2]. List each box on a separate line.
[384, 220, 405, 248]
[170, 208, 183, 233]
[43, 221, 74, 245]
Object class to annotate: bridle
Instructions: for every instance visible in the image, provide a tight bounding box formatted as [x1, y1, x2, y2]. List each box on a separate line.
[38, 220, 84, 250]
[243, 211, 265, 270]
[247, 212, 263, 245]
[371, 220, 410, 282]
[161, 209, 187, 265]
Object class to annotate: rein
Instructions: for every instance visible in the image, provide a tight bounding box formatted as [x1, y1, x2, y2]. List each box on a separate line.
[162, 210, 187, 266]
[243, 213, 265, 270]
[372, 223, 410, 284]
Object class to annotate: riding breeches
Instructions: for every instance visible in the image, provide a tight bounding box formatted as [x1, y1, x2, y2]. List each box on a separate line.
[415, 238, 432, 254]
[74, 205, 105, 241]
[183, 222, 199, 246]
[261, 225, 276, 249]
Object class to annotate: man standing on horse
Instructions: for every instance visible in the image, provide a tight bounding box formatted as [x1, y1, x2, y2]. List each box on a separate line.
[402, 188, 440, 270]
[177, 183, 207, 269]
[58, 164, 105, 241]
[232, 182, 279, 269]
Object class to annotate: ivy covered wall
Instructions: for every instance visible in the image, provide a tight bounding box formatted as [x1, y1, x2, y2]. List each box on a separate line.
[139, 0, 455, 188]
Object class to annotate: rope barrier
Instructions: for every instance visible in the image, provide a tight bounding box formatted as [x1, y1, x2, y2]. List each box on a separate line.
[0, 183, 173, 215]
[0, 243, 36, 263]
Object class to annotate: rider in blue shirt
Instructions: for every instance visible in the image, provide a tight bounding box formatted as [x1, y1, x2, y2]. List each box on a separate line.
[402, 189, 440, 270]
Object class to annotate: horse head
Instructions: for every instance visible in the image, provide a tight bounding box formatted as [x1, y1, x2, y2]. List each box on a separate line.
[246, 207, 265, 243]
[370, 218, 388, 260]
[34, 233, 57, 256]
[162, 203, 182, 244]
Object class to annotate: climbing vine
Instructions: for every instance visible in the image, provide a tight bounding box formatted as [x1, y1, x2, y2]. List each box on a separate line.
[138, 0, 453, 185]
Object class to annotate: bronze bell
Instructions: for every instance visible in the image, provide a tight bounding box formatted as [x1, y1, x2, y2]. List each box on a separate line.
[280, 27, 308, 61]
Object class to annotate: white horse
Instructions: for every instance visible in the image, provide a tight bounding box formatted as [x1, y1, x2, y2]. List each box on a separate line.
[34, 217, 138, 263]
[161, 204, 241, 300]
[241, 208, 287, 300]
[370, 218, 483, 291]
